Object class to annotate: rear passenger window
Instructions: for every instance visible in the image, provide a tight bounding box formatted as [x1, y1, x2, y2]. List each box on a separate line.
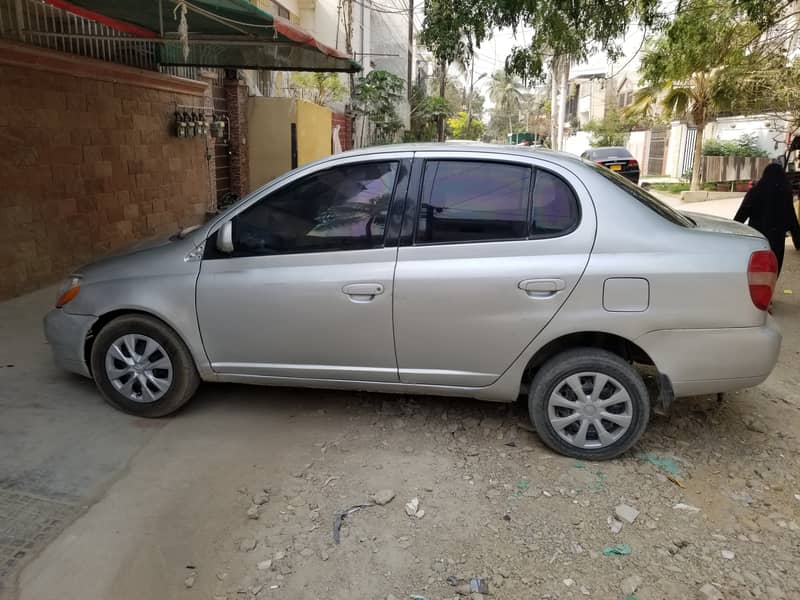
[416, 160, 532, 244]
[531, 170, 579, 236]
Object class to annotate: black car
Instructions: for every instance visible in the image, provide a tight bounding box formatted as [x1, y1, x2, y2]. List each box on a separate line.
[581, 147, 640, 184]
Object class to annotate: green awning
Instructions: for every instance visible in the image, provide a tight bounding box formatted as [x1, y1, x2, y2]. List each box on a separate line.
[45, 0, 361, 72]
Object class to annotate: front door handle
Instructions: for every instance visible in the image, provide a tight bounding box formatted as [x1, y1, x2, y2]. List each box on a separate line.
[343, 283, 384, 302]
[518, 278, 566, 298]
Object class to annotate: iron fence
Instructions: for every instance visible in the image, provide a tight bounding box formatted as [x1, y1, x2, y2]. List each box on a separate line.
[0, 0, 157, 70]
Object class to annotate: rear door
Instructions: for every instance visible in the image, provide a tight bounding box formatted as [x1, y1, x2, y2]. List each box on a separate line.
[393, 151, 596, 386]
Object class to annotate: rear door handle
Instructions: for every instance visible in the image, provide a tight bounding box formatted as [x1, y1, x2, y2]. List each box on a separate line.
[518, 278, 566, 298]
[343, 283, 384, 302]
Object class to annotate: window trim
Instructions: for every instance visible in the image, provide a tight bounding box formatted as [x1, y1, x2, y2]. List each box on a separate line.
[408, 158, 581, 247]
[204, 158, 405, 259]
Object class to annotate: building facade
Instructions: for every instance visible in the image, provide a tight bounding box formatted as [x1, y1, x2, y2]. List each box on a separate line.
[0, 0, 365, 300]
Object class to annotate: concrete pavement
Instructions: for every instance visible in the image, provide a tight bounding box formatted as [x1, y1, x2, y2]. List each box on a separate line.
[651, 190, 742, 219]
[0, 288, 166, 597]
[0, 193, 777, 598]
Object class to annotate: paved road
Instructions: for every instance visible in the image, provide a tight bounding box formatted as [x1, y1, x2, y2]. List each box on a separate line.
[651, 190, 742, 219]
[0, 194, 784, 599]
[0, 288, 165, 598]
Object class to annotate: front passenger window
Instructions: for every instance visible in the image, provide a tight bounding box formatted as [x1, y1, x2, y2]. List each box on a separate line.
[232, 161, 399, 255]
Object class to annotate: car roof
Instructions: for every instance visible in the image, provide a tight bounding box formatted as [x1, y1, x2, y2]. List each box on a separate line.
[329, 142, 587, 168]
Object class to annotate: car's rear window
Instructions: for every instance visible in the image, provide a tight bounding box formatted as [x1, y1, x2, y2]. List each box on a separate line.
[589, 147, 633, 160]
[588, 162, 694, 227]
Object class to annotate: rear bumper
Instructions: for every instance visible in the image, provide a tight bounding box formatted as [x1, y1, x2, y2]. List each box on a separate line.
[43, 309, 96, 378]
[636, 316, 781, 397]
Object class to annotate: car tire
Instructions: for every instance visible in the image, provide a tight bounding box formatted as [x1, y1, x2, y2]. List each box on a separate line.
[90, 314, 200, 417]
[528, 348, 650, 460]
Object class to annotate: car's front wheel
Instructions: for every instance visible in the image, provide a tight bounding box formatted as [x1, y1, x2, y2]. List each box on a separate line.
[528, 348, 650, 460]
[90, 314, 200, 417]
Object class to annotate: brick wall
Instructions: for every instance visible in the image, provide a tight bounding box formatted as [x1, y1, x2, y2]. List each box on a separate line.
[332, 112, 353, 152]
[224, 77, 249, 198]
[0, 41, 213, 300]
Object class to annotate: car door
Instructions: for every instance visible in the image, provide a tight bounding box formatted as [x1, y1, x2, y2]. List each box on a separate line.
[393, 151, 596, 386]
[196, 153, 411, 382]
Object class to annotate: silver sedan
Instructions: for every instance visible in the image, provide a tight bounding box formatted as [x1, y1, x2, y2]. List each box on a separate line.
[44, 144, 781, 459]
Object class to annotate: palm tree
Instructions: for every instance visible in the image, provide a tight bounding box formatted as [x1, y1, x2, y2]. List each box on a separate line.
[488, 70, 522, 138]
[625, 72, 732, 192]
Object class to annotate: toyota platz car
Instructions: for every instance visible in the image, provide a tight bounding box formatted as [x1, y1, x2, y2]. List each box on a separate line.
[44, 144, 781, 460]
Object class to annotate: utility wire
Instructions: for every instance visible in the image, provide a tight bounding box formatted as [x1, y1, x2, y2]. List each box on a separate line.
[604, 28, 647, 80]
[349, 0, 413, 15]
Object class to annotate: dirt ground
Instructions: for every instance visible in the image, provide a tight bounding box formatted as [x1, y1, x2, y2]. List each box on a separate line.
[12, 205, 800, 600]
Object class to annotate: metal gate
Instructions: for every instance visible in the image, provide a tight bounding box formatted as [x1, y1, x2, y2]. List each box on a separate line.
[681, 128, 698, 179]
[646, 128, 668, 176]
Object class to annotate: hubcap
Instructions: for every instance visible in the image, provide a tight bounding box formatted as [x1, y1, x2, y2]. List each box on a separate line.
[547, 372, 633, 449]
[104, 334, 173, 403]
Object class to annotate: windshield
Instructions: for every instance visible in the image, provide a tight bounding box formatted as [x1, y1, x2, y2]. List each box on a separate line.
[589, 147, 632, 160]
[587, 162, 694, 227]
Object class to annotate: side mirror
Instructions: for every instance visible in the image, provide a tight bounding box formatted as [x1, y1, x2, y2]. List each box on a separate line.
[216, 221, 234, 253]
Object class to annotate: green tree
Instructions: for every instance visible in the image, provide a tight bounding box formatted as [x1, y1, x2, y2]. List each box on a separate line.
[627, 74, 733, 191]
[419, 0, 665, 149]
[289, 72, 347, 106]
[407, 85, 436, 142]
[716, 43, 800, 146]
[624, 0, 756, 190]
[504, 0, 664, 147]
[703, 134, 768, 158]
[488, 70, 522, 136]
[407, 86, 454, 141]
[494, 0, 663, 82]
[467, 91, 485, 120]
[732, 0, 796, 34]
[445, 78, 467, 111]
[709, 0, 800, 122]
[584, 106, 634, 147]
[419, 0, 490, 140]
[519, 92, 551, 145]
[421, 0, 664, 81]
[424, 96, 455, 128]
[447, 111, 486, 139]
[352, 70, 405, 146]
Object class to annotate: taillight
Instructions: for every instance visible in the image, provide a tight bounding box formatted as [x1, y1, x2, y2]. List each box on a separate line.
[748, 250, 778, 310]
[627, 159, 638, 168]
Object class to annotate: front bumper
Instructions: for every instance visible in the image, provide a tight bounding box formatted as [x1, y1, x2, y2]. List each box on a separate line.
[636, 315, 782, 397]
[43, 309, 97, 378]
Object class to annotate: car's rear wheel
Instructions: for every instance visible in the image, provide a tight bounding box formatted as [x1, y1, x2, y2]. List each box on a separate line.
[90, 314, 199, 417]
[528, 348, 650, 460]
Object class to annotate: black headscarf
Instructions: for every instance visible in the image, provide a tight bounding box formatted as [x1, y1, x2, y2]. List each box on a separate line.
[751, 163, 792, 202]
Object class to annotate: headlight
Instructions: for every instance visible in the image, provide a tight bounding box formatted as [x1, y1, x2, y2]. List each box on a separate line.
[56, 275, 82, 308]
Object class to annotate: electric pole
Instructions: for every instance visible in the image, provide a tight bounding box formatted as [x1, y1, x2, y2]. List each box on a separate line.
[407, 0, 413, 101]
